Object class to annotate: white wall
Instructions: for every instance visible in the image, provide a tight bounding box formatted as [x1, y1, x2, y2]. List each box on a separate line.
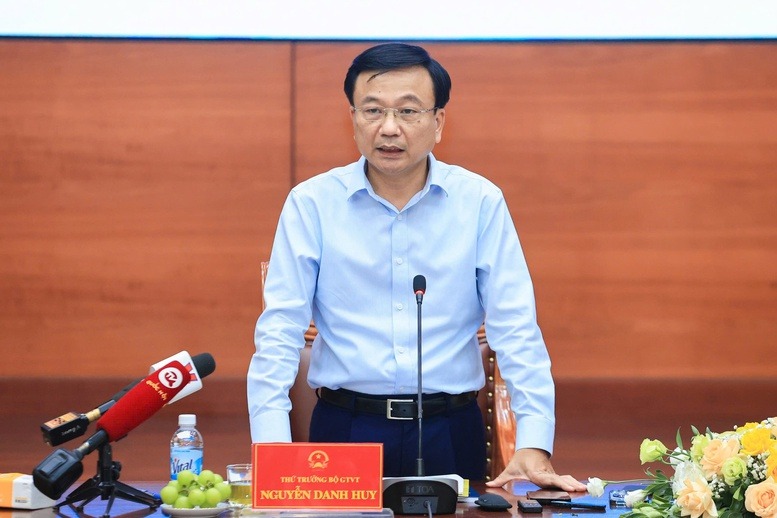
[1, 0, 775, 40]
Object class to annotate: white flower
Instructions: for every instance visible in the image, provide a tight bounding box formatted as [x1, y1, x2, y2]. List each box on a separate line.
[587, 477, 606, 497]
[669, 446, 691, 466]
[624, 489, 647, 508]
[672, 460, 705, 495]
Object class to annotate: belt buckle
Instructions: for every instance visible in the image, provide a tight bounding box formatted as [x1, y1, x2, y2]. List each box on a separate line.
[386, 398, 414, 420]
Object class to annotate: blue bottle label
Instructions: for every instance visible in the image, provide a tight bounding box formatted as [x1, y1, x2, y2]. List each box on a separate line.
[170, 447, 203, 479]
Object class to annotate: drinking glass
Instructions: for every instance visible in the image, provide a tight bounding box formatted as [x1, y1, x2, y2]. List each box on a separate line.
[226, 463, 252, 508]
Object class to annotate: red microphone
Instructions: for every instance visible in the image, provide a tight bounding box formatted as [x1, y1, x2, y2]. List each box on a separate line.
[96, 360, 191, 441]
[33, 360, 191, 499]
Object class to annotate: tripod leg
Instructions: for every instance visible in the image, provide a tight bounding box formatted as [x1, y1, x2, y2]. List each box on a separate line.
[112, 480, 161, 508]
[59, 442, 160, 517]
[56, 443, 113, 511]
[55, 476, 101, 510]
[102, 491, 117, 518]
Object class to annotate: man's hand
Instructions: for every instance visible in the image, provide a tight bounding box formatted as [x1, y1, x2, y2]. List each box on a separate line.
[485, 448, 587, 492]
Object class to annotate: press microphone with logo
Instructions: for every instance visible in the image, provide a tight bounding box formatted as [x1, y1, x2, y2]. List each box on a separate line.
[40, 352, 216, 446]
[40, 379, 139, 447]
[33, 360, 192, 500]
[382, 274, 459, 515]
[148, 351, 215, 404]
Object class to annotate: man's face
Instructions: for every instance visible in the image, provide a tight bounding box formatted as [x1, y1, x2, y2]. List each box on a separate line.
[350, 66, 445, 181]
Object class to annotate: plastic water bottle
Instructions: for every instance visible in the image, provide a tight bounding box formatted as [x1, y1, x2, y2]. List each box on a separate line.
[170, 414, 204, 479]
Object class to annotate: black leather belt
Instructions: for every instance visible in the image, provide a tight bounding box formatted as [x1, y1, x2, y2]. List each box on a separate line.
[317, 387, 477, 420]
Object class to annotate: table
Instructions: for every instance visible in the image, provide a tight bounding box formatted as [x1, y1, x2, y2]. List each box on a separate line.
[1, 481, 646, 518]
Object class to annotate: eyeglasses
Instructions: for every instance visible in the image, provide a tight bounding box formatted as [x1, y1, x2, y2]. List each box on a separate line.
[352, 105, 438, 123]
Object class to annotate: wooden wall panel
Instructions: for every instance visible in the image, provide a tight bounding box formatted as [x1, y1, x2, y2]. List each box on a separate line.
[0, 39, 292, 378]
[291, 43, 370, 179]
[1, 39, 774, 488]
[0, 40, 775, 382]
[293, 42, 777, 379]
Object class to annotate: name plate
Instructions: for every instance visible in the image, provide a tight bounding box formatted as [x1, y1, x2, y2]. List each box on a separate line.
[251, 443, 383, 511]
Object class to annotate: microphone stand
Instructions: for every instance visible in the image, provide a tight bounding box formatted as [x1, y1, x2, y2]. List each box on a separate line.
[382, 281, 458, 515]
[56, 443, 160, 518]
[415, 295, 424, 477]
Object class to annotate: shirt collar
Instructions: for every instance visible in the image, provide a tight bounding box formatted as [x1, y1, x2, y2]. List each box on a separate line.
[427, 154, 449, 196]
[346, 154, 449, 201]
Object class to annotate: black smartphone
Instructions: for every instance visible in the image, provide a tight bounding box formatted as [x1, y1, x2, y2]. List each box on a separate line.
[517, 499, 543, 513]
[525, 490, 571, 504]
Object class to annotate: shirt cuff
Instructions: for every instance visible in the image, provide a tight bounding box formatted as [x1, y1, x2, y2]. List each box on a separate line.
[250, 409, 292, 443]
[514, 415, 555, 455]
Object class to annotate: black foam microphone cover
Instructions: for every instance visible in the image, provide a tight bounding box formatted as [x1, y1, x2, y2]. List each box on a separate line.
[413, 275, 426, 294]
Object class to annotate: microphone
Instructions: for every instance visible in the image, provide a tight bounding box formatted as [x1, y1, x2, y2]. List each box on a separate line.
[413, 274, 426, 304]
[149, 351, 215, 404]
[96, 360, 191, 441]
[40, 379, 139, 447]
[33, 360, 192, 500]
[41, 352, 216, 446]
[382, 275, 458, 515]
[413, 275, 426, 477]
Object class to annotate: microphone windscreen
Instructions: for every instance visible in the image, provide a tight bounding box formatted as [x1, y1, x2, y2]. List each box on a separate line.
[413, 275, 426, 293]
[192, 352, 216, 379]
[110, 377, 142, 403]
[96, 360, 190, 441]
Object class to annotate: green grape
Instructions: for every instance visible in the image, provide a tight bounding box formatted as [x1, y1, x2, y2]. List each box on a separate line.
[204, 487, 223, 507]
[188, 488, 206, 507]
[177, 470, 196, 488]
[173, 495, 193, 509]
[198, 470, 216, 488]
[215, 481, 231, 500]
[160, 484, 179, 505]
[165, 467, 229, 509]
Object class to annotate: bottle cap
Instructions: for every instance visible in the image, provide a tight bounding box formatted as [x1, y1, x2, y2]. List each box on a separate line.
[178, 414, 197, 426]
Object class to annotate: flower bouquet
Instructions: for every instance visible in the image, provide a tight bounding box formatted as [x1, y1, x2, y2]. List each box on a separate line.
[590, 417, 777, 517]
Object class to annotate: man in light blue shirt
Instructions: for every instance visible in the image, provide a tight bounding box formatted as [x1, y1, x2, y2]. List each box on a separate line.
[248, 42, 585, 491]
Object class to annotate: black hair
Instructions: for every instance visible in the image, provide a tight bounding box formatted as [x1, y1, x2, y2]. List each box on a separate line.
[343, 43, 452, 108]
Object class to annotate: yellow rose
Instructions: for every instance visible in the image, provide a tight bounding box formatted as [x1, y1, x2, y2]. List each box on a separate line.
[676, 476, 718, 518]
[738, 422, 760, 433]
[700, 437, 741, 478]
[639, 438, 668, 464]
[742, 428, 776, 456]
[767, 453, 777, 481]
[745, 479, 777, 518]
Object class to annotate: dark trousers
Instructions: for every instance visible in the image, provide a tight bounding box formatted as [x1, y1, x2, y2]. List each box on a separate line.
[309, 396, 487, 480]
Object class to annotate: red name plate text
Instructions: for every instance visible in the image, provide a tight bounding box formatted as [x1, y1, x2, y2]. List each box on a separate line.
[251, 442, 383, 510]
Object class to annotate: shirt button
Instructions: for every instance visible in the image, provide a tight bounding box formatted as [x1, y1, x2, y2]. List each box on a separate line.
[397, 214, 404, 220]
[397, 347, 405, 354]
[395, 258, 404, 265]
[395, 303, 404, 311]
